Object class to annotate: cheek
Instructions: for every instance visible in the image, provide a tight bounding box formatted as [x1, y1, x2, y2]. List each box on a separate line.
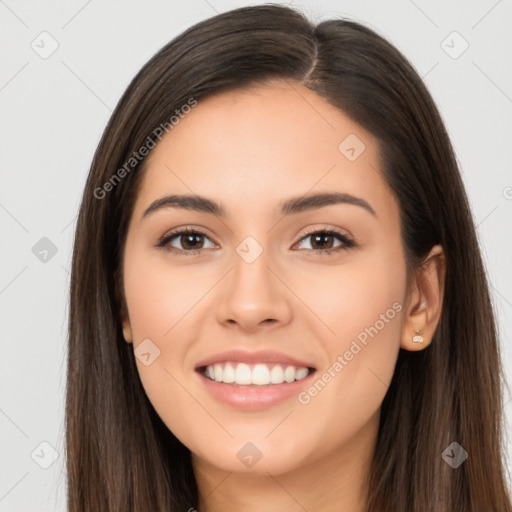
[289, 252, 405, 418]
[123, 250, 209, 340]
[122, 249, 211, 430]
[290, 251, 406, 347]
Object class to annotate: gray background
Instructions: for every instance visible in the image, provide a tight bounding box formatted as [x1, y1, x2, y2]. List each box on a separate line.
[1, 0, 511, 509]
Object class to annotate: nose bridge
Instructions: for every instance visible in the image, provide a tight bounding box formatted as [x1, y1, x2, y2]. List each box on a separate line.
[233, 234, 273, 290]
[231, 234, 278, 306]
[216, 233, 292, 330]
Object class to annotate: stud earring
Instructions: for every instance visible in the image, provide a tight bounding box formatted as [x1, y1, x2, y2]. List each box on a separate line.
[417, 301, 426, 312]
[412, 329, 424, 343]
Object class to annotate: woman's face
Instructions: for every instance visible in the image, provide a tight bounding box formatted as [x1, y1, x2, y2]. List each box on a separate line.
[121, 80, 409, 476]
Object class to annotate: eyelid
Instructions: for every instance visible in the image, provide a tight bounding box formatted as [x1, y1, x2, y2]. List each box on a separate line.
[159, 225, 216, 240]
[297, 225, 352, 240]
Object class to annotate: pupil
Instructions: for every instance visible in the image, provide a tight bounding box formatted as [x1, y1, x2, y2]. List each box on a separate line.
[183, 234, 202, 249]
[313, 234, 332, 249]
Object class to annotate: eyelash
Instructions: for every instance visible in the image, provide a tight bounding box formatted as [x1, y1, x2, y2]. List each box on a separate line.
[155, 226, 356, 257]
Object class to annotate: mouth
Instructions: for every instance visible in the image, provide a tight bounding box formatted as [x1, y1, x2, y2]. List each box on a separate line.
[194, 361, 318, 410]
[193, 349, 318, 409]
[196, 362, 317, 386]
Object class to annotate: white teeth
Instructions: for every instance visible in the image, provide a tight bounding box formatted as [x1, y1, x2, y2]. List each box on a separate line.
[203, 362, 312, 385]
[252, 364, 270, 385]
[223, 363, 235, 383]
[270, 365, 285, 384]
[295, 367, 309, 380]
[284, 366, 295, 383]
[214, 364, 223, 382]
[235, 363, 252, 384]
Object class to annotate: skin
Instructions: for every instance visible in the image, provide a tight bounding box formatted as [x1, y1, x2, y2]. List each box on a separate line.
[121, 79, 445, 512]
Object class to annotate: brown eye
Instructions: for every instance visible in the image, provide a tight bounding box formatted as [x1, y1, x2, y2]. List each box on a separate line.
[156, 228, 216, 255]
[309, 233, 336, 250]
[177, 232, 205, 250]
[296, 229, 355, 254]
[156, 227, 355, 256]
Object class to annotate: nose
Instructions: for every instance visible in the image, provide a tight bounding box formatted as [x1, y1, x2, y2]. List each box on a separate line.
[216, 244, 293, 334]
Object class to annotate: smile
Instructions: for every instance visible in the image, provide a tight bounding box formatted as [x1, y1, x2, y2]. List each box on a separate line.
[200, 362, 315, 386]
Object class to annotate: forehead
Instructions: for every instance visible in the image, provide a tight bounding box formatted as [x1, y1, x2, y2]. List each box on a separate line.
[132, 80, 397, 223]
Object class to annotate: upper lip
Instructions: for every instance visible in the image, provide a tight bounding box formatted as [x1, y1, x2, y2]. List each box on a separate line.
[194, 349, 316, 370]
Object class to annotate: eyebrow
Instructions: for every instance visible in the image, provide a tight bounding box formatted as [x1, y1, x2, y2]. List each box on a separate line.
[141, 192, 377, 220]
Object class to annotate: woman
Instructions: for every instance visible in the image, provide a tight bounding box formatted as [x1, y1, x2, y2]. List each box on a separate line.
[66, 4, 512, 511]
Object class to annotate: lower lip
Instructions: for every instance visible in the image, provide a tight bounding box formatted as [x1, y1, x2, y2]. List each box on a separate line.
[195, 369, 316, 410]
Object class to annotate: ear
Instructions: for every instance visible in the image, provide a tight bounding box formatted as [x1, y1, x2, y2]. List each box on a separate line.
[120, 302, 133, 344]
[122, 316, 133, 344]
[400, 244, 446, 351]
[115, 264, 132, 343]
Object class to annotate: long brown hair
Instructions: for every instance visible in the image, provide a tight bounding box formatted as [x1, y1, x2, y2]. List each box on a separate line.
[66, 4, 512, 510]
